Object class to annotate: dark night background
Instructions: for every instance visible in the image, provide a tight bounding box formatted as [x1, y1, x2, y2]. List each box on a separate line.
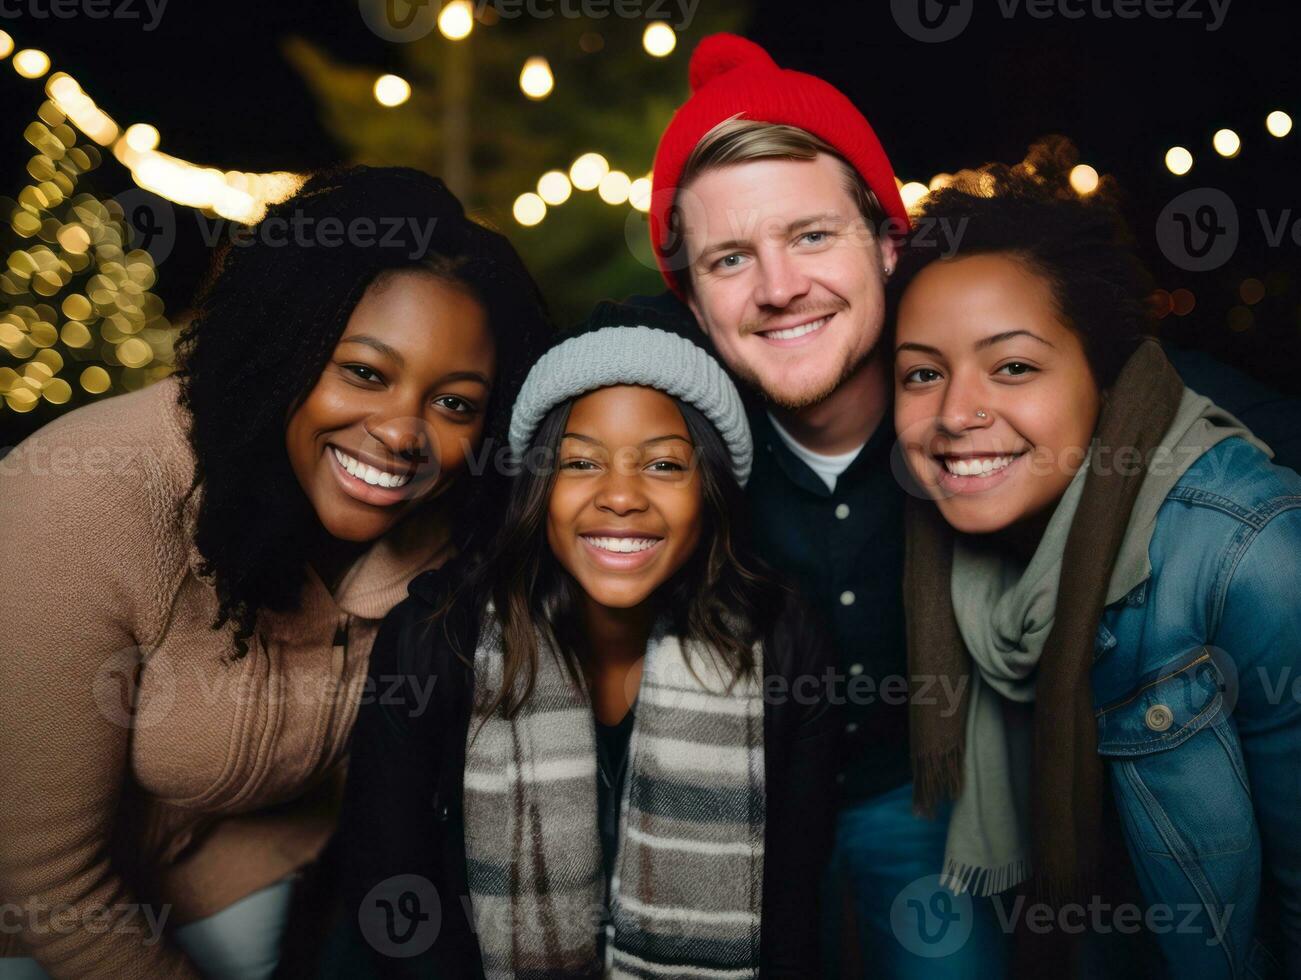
[2, 0, 1298, 428]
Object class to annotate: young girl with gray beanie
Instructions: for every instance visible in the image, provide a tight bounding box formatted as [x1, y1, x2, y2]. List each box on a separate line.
[323, 301, 837, 979]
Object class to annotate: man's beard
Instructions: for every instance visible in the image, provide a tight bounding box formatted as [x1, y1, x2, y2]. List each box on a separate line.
[749, 338, 878, 412]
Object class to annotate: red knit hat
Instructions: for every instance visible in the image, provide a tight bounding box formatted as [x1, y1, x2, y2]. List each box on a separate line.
[649, 33, 910, 297]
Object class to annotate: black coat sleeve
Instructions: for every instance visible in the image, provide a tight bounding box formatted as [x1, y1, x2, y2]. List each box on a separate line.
[318, 595, 452, 979]
[760, 591, 840, 979]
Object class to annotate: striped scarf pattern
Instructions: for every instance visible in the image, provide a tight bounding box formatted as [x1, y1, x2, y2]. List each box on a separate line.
[463, 615, 765, 979]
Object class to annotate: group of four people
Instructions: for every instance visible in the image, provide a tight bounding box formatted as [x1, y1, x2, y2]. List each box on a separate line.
[1, 32, 1298, 980]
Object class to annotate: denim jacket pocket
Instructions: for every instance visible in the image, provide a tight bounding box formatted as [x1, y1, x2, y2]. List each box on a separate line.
[1094, 650, 1260, 977]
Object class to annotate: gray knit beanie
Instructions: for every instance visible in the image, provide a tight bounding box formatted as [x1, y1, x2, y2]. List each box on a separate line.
[508, 302, 752, 486]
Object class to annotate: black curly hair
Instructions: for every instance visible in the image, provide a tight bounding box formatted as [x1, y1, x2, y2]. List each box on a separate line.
[888, 137, 1155, 388]
[175, 165, 552, 658]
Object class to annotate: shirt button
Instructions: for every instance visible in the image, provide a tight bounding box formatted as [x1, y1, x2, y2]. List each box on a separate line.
[849, 663, 864, 676]
[840, 590, 855, 606]
[1145, 704, 1174, 732]
[835, 503, 850, 520]
[845, 722, 859, 734]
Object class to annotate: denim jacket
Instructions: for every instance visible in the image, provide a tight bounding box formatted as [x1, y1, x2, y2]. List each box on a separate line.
[1091, 436, 1301, 979]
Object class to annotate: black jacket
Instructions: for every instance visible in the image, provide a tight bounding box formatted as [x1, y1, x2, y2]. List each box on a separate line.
[319, 558, 838, 979]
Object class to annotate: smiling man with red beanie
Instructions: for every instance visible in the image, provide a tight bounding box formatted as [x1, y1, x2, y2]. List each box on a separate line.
[632, 33, 1009, 978]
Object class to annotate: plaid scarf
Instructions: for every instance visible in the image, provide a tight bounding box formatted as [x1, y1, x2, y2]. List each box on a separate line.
[463, 614, 766, 979]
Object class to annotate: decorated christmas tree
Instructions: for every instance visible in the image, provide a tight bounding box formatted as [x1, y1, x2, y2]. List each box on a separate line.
[288, 0, 748, 324]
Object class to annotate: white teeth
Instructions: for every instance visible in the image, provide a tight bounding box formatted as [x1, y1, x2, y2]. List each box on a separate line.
[763, 315, 830, 341]
[332, 447, 412, 488]
[582, 536, 661, 554]
[942, 454, 1018, 478]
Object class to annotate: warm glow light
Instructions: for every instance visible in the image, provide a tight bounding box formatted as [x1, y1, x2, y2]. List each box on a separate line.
[1266, 110, 1293, 138]
[629, 177, 652, 212]
[1165, 146, 1193, 176]
[373, 74, 411, 107]
[0, 31, 14, 59]
[519, 56, 554, 100]
[537, 170, 572, 206]
[124, 123, 160, 152]
[13, 49, 51, 79]
[928, 173, 953, 192]
[438, 0, 474, 40]
[569, 152, 609, 191]
[513, 192, 546, 226]
[1069, 164, 1100, 195]
[1212, 128, 1241, 158]
[643, 22, 676, 57]
[899, 181, 929, 210]
[598, 170, 632, 205]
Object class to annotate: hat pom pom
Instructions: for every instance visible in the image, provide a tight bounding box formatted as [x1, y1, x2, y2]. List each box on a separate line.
[688, 33, 776, 92]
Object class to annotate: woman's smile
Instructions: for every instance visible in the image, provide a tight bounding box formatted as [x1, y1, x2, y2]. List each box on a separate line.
[578, 530, 666, 571]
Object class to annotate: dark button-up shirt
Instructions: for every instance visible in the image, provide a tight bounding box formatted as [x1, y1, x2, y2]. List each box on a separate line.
[746, 408, 912, 803]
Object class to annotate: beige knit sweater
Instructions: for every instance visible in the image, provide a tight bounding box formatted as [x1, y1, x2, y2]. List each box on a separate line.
[0, 377, 453, 978]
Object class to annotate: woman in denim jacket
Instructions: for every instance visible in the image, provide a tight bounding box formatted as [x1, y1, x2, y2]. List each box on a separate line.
[889, 147, 1300, 978]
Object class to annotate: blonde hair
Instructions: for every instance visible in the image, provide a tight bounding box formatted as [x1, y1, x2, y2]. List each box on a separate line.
[675, 117, 887, 294]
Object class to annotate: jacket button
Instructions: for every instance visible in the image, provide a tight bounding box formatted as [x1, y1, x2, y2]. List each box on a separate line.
[839, 590, 856, 606]
[1145, 704, 1174, 732]
[835, 503, 850, 520]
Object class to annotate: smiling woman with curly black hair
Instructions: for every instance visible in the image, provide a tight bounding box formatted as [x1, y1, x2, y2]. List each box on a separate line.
[0, 166, 551, 979]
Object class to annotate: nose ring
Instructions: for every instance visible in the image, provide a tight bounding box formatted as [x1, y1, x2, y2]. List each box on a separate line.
[974, 410, 988, 419]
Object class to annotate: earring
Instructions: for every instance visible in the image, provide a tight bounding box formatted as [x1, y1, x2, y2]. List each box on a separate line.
[974, 410, 988, 419]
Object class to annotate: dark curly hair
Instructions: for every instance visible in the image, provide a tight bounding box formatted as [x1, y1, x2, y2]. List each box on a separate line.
[888, 137, 1155, 388]
[175, 165, 552, 658]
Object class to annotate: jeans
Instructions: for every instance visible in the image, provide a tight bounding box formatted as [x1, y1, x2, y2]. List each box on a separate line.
[0, 876, 294, 980]
[822, 782, 1009, 979]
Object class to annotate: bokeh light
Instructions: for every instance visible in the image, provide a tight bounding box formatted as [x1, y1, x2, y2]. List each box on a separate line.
[438, 0, 474, 40]
[643, 23, 677, 57]
[1069, 164, 1099, 195]
[513, 192, 546, 227]
[597, 170, 631, 205]
[537, 170, 572, 206]
[13, 49, 51, 79]
[570, 152, 609, 191]
[1212, 129, 1241, 158]
[519, 57, 554, 100]
[1165, 146, 1193, 176]
[373, 74, 411, 107]
[1266, 111, 1293, 138]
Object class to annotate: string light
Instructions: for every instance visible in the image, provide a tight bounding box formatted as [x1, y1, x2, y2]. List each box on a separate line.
[0, 31, 14, 59]
[438, 0, 474, 40]
[628, 177, 652, 212]
[537, 170, 572, 205]
[519, 56, 554, 100]
[1212, 128, 1240, 158]
[1266, 110, 1292, 138]
[12, 48, 50, 78]
[569, 152, 609, 191]
[373, 74, 411, 107]
[899, 182, 929, 210]
[1069, 164, 1099, 195]
[124, 123, 160, 152]
[643, 23, 676, 57]
[1164, 146, 1193, 176]
[513, 192, 546, 227]
[597, 170, 631, 205]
